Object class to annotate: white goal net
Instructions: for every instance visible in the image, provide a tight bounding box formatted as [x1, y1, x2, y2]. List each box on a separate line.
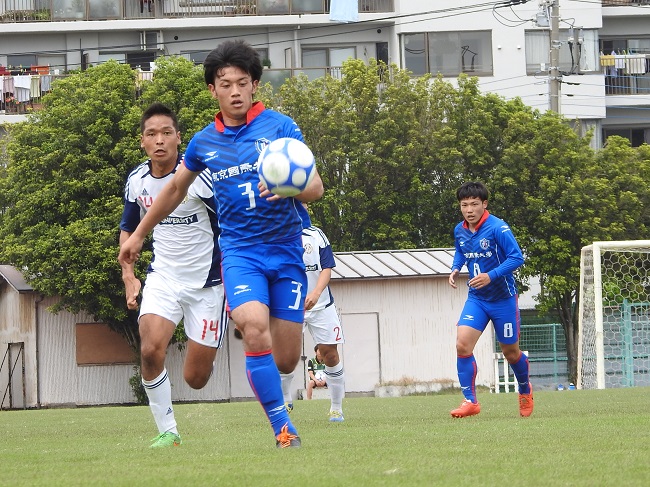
[578, 241, 650, 389]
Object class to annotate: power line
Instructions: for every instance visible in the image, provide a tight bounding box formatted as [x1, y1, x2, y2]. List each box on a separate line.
[0, 1, 509, 59]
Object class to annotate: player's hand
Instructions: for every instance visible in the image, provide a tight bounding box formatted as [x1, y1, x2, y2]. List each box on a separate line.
[118, 235, 144, 266]
[257, 181, 283, 201]
[468, 272, 491, 290]
[305, 291, 318, 310]
[122, 274, 141, 310]
[449, 269, 459, 288]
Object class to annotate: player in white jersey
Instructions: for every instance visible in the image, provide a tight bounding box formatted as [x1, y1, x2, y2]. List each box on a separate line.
[281, 204, 346, 422]
[119, 103, 227, 448]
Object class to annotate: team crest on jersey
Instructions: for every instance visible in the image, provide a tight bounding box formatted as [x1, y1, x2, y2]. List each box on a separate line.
[480, 238, 490, 250]
[139, 189, 153, 208]
[304, 242, 314, 254]
[255, 138, 271, 154]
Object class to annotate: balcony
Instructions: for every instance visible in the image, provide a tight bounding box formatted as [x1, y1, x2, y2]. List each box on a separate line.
[0, 0, 394, 22]
[600, 52, 650, 96]
[603, 0, 650, 5]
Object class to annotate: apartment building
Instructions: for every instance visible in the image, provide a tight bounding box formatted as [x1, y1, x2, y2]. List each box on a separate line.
[0, 0, 649, 147]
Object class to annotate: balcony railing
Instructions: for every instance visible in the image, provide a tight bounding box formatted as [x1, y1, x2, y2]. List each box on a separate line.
[0, 64, 392, 116]
[0, 0, 394, 22]
[602, 0, 650, 6]
[601, 52, 650, 95]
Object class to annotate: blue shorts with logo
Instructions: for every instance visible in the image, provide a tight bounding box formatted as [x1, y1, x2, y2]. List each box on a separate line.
[221, 237, 306, 323]
[457, 294, 521, 344]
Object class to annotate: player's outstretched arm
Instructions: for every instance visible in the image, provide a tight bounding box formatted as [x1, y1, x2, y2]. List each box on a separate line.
[118, 164, 199, 265]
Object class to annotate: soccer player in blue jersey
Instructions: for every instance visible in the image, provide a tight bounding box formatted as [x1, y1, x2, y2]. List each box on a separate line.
[118, 40, 323, 448]
[448, 181, 533, 418]
[119, 103, 227, 448]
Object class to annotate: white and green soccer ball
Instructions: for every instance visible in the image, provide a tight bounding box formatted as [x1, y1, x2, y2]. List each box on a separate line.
[257, 137, 316, 197]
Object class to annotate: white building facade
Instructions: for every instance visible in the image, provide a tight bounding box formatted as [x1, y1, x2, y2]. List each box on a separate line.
[1, 1, 649, 146]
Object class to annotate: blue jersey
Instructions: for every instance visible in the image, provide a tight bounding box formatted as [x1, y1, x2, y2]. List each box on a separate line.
[184, 102, 306, 250]
[451, 211, 524, 302]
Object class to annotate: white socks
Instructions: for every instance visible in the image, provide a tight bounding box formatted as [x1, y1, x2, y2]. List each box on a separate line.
[142, 368, 178, 435]
[324, 362, 345, 412]
[280, 371, 294, 404]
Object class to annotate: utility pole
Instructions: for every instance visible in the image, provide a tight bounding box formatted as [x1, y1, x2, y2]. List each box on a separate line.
[549, 0, 561, 113]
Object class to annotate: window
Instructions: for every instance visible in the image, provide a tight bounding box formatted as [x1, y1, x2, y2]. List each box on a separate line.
[603, 128, 648, 148]
[302, 47, 356, 67]
[403, 31, 493, 77]
[376, 42, 389, 65]
[301, 46, 356, 80]
[183, 49, 268, 66]
[525, 29, 598, 75]
[7, 55, 37, 70]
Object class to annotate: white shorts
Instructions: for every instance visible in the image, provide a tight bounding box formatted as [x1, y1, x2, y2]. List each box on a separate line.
[139, 271, 228, 349]
[304, 304, 345, 345]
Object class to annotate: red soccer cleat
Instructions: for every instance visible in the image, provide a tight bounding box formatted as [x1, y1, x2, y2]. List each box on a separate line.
[451, 400, 481, 418]
[519, 383, 534, 417]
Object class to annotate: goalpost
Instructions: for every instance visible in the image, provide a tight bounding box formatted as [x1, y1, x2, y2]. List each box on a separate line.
[578, 241, 650, 389]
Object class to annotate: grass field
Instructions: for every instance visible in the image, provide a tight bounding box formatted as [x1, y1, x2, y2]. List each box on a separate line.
[2, 387, 649, 486]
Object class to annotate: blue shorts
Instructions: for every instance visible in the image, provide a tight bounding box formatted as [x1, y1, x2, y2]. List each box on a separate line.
[457, 295, 521, 345]
[221, 238, 306, 323]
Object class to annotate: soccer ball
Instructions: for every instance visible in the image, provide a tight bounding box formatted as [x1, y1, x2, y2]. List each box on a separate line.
[257, 137, 316, 197]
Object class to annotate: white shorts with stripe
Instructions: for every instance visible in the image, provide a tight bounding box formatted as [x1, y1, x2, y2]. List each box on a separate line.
[139, 271, 228, 349]
[304, 304, 345, 345]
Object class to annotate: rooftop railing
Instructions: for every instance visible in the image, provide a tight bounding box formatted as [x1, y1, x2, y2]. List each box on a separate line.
[602, 0, 650, 6]
[0, 0, 394, 22]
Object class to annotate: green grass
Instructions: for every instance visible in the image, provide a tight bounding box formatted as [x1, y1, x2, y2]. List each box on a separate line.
[2, 388, 649, 486]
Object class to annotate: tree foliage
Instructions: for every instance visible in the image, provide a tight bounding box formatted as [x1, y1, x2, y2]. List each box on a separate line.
[1, 57, 649, 384]
[0, 58, 216, 353]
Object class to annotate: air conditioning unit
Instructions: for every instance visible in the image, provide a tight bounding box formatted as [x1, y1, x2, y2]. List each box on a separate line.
[140, 31, 164, 51]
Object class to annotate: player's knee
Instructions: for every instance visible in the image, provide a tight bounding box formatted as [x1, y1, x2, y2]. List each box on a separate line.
[502, 346, 521, 363]
[184, 369, 211, 389]
[140, 342, 164, 366]
[455, 340, 472, 356]
[319, 348, 339, 366]
[276, 358, 299, 374]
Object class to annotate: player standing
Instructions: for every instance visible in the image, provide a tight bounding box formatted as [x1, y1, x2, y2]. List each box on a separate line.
[448, 181, 533, 418]
[281, 205, 346, 421]
[118, 40, 323, 448]
[119, 103, 227, 448]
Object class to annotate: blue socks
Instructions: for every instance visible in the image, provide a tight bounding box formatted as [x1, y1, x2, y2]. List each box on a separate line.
[509, 351, 531, 394]
[457, 354, 478, 403]
[246, 351, 298, 437]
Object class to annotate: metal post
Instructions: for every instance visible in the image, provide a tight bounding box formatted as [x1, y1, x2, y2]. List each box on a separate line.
[549, 0, 561, 113]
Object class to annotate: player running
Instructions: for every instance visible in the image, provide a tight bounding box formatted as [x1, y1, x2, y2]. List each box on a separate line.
[118, 40, 323, 448]
[448, 181, 533, 418]
[119, 103, 227, 448]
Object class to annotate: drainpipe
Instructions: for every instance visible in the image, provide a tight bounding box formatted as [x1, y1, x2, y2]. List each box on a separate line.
[34, 294, 44, 408]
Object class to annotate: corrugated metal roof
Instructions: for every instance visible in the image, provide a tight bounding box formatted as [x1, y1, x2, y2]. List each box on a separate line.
[0, 265, 34, 293]
[332, 248, 463, 280]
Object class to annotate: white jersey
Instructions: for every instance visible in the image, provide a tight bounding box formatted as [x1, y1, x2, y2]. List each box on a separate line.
[120, 156, 221, 289]
[302, 226, 336, 311]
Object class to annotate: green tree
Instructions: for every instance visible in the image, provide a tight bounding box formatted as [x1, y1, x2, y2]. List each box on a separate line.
[489, 117, 650, 382]
[0, 61, 140, 345]
[0, 57, 216, 356]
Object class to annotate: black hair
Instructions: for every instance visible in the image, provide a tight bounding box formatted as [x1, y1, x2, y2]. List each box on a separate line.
[140, 102, 179, 133]
[456, 181, 489, 202]
[203, 39, 263, 86]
